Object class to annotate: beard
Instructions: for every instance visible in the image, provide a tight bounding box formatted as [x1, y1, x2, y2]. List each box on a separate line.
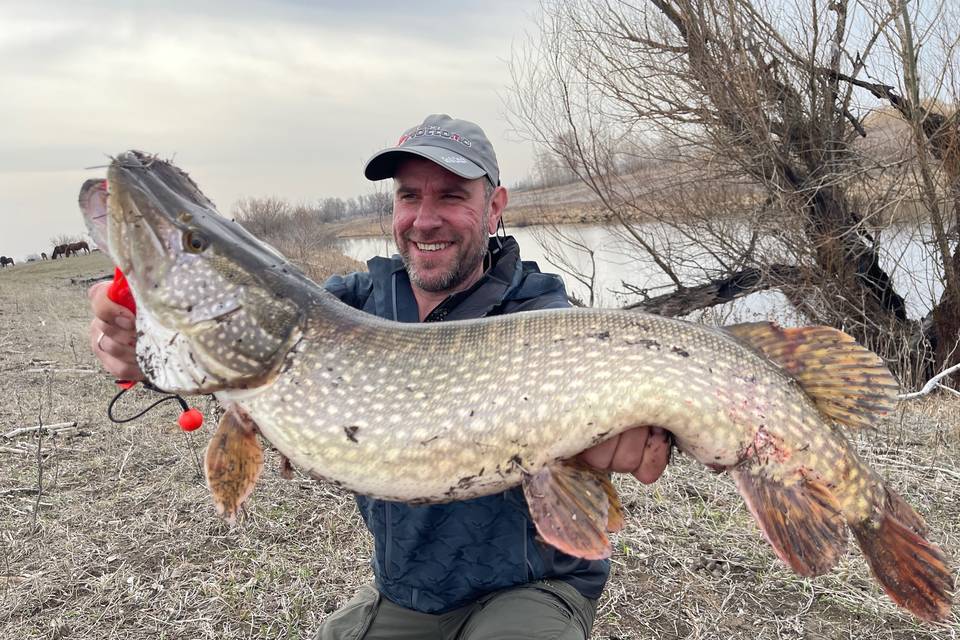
[401, 210, 490, 293]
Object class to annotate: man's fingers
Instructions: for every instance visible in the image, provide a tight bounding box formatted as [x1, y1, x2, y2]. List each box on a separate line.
[89, 317, 144, 381]
[632, 427, 672, 485]
[90, 317, 136, 349]
[579, 426, 673, 484]
[96, 330, 137, 361]
[88, 281, 135, 329]
[101, 353, 143, 381]
[579, 426, 654, 472]
[606, 427, 650, 473]
[88, 280, 109, 301]
[96, 346, 144, 381]
[578, 436, 617, 469]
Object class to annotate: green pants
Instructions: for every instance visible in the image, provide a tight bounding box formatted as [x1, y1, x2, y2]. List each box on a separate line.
[313, 580, 597, 640]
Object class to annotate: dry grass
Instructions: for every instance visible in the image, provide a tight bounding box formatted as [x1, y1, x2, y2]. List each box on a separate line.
[0, 254, 957, 639]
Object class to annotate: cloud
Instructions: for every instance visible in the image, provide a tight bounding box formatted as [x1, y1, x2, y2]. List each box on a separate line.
[0, 1, 541, 261]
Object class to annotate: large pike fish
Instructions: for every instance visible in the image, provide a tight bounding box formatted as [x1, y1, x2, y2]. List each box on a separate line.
[79, 151, 953, 622]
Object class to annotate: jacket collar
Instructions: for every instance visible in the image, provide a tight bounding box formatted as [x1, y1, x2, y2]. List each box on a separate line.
[367, 236, 523, 322]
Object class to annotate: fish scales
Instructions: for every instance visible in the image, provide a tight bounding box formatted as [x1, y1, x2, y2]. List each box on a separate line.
[234, 305, 840, 504]
[78, 151, 954, 622]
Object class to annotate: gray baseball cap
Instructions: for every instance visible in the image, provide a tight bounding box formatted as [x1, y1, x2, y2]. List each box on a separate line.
[364, 114, 500, 186]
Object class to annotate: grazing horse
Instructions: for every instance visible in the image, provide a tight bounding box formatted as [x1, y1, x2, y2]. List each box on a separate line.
[67, 241, 90, 255]
[51, 241, 91, 259]
[0, 256, 14, 268]
[41, 252, 48, 260]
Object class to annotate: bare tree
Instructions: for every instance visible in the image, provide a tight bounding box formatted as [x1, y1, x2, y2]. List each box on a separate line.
[509, 0, 960, 388]
[232, 196, 337, 264]
[232, 196, 292, 242]
[531, 222, 602, 306]
[283, 204, 336, 263]
[49, 233, 83, 248]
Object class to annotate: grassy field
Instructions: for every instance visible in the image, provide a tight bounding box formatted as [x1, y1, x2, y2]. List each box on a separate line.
[0, 253, 957, 639]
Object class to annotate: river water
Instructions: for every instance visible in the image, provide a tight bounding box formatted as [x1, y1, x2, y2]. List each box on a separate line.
[337, 223, 945, 323]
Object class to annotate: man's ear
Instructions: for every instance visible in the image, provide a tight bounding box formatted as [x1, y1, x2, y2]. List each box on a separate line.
[487, 186, 508, 234]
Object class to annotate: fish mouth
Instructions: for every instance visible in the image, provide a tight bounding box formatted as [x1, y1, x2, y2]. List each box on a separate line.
[79, 150, 322, 394]
[104, 151, 211, 290]
[78, 179, 110, 254]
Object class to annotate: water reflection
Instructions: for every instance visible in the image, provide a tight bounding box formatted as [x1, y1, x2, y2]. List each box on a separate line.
[337, 223, 943, 324]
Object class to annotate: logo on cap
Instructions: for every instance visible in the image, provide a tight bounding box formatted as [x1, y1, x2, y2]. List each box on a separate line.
[397, 126, 473, 148]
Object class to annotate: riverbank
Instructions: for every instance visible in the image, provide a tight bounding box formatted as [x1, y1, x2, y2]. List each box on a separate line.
[0, 253, 957, 638]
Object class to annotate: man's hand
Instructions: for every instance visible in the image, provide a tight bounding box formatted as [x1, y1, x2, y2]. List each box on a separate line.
[578, 426, 672, 484]
[88, 281, 144, 381]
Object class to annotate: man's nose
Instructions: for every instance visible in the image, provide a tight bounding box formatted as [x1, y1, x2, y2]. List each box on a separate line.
[411, 199, 442, 230]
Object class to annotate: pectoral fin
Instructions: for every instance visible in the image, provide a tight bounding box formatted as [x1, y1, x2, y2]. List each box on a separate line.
[204, 407, 264, 525]
[522, 460, 624, 560]
[724, 322, 899, 429]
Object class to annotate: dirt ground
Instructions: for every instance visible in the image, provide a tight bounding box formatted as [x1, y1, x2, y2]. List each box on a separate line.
[0, 253, 957, 639]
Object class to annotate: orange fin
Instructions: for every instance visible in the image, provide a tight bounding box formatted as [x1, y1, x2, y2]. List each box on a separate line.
[601, 472, 625, 533]
[724, 322, 899, 429]
[204, 407, 264, 525]
[522, 460, 623, 560]
[731, 467, 847, 577]
[851, 488, 954, 622]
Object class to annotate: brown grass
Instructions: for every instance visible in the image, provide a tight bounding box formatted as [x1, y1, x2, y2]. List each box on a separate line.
[0, 254, 957, 639]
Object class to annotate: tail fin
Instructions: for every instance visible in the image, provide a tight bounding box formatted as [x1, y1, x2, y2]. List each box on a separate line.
[851, 488, 954, 622]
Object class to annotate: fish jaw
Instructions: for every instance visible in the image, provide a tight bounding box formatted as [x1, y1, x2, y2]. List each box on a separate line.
[97, 150, 309, 394]
[104, 153, 183, 281]
[78, 179, 110, 254]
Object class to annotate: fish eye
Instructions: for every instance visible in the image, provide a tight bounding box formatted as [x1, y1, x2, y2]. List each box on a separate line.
[183, 230, 209, 253]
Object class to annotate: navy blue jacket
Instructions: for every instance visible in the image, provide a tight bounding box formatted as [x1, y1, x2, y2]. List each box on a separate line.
[323, 236, 610, 613]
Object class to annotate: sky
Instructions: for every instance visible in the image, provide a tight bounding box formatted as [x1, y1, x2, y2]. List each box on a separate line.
[0, 0, 543, 261]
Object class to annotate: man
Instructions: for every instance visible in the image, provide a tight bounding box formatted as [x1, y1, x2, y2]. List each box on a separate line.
[88, 114, 671, 639]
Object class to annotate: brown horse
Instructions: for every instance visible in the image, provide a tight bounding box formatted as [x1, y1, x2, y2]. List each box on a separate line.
[41, 252, 48, 260]
[51, 241, 91, 259]
[0, 256, 14, 268]
[68, 241, 90, 255]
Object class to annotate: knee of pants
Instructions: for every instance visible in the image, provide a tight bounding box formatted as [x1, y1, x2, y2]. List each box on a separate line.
[313, 584, 381, 640]
[462, 580, 597, 639]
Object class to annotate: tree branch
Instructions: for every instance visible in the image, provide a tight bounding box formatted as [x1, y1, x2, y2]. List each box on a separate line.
[623, 264, 803, 316]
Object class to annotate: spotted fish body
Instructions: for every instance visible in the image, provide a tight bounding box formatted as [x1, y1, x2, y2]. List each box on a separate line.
[236, 305, 862, 507]
[79, 151, 953, 623]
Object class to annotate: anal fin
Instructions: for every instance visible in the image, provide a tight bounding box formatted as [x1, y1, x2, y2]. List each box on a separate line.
[204, 407, 264, 525]
[522, 460, 623, 560]
[731, 467, 847, 577]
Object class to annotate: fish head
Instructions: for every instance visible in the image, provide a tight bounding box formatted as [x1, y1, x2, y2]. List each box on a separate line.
[81, 150, 316, 394]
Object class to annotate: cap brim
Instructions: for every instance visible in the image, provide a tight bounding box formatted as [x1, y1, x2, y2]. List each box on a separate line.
[364, 146, 486, 181]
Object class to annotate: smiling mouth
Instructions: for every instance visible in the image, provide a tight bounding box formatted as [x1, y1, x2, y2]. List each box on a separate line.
[414, 242, 450, 252]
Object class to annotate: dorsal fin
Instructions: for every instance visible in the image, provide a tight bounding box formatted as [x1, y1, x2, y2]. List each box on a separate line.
[724, 322, 900, 429]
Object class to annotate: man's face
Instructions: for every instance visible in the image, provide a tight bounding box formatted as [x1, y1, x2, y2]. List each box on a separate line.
[392, 157, 498, 294]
